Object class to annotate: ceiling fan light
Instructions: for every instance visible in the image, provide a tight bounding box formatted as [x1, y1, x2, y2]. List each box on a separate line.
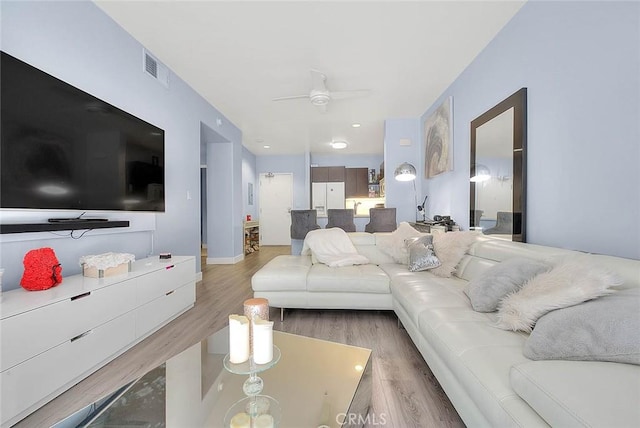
[331, 141, 348, 149]
[310, 93, 330, 106]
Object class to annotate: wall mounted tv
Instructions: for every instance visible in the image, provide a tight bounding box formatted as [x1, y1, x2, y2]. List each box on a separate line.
[1, 51, 165, 212]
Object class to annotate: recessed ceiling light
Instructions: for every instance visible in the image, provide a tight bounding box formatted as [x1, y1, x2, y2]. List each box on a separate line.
[351, 123, 361, 128]
[331, 141, 348, 149]
[263, 145, 271, 149]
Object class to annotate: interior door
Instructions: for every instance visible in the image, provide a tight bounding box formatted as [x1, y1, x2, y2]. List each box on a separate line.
[259, 173, 293, 245]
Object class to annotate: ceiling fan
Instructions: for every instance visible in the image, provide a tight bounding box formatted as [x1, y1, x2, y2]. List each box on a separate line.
[272, 69, 370, 112]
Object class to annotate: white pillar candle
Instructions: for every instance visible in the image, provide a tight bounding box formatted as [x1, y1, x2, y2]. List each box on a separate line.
[229, 314, 250, 364]
[254, 414, 275, 428]
[252, 317, 274, 365]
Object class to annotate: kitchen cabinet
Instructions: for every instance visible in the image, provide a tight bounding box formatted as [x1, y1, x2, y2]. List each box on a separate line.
[345, 167, 369, 198]
[311, 166, 328, 182]
[328, 166, 345, 182]
[311, 166, 345, 183]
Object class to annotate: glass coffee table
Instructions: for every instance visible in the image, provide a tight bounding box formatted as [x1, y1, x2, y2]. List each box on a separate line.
[55, 329, 372, 428]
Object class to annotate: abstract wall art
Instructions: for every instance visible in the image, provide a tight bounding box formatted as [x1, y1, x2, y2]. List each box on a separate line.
[424, 96, 453, 178]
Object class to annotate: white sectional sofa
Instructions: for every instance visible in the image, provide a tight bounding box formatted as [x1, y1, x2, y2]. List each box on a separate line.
[252, 232, 640, 428]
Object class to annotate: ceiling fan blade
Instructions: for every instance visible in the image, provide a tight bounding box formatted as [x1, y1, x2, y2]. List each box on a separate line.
[330, 89, 370, 100]
[310, 69, 328, 91]
[272, 94, 310, 102]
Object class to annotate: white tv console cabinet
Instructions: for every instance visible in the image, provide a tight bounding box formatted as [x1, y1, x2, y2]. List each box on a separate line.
[0, 255, 196, 427]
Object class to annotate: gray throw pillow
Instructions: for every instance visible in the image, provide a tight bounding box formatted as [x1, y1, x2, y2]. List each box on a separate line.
[407, 235, 441, 272]
[465, 257, 550, 312]
[524, 288, 640, 365]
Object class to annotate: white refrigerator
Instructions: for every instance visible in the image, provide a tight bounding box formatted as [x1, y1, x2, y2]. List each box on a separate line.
[312, 182, 345, 217]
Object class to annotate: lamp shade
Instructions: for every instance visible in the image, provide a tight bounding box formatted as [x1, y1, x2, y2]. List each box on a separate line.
[394, 162, 417, 181]
[470, 164, 491, 182]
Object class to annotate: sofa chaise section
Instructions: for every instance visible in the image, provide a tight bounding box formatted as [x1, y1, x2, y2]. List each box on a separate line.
[252, 233, 394, 314]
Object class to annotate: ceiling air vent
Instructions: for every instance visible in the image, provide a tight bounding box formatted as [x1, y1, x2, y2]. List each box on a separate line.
[142, 49, 169, 88]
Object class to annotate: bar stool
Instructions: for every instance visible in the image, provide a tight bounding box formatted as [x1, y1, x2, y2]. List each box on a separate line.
[290, 210, 320, 255]
[364, 208, 397, 233]
[326, 209, 356, 232]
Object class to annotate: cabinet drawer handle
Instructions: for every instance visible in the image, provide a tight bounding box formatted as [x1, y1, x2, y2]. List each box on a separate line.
[165, 290, 175, 296]
[165, 264, 175, 270]
[70, 330, 93, 343]
[71, 292, 91, 301]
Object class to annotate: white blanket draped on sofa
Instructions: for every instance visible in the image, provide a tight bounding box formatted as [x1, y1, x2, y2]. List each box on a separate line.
[301, 228, 370, 267]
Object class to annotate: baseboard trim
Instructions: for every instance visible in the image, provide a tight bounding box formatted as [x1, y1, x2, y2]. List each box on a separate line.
[206, 254, 244, 265]
[196, 271, 203, 282]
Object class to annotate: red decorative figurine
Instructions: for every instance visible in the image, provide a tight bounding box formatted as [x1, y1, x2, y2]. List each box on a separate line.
[20, 247, 63, 291]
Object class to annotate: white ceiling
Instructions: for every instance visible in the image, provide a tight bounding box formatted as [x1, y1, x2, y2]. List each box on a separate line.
[95, 1, 525, 156]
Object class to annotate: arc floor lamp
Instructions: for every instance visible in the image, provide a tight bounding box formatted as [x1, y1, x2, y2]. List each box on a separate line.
[394, 162, 428, 222]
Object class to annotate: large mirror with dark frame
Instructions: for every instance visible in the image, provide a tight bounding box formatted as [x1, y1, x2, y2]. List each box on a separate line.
[470, 88, 527, 242]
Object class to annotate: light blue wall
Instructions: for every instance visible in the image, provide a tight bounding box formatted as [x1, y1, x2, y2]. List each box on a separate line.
[0, 1, 244, 288]
[416, 0, 640, 259]
[200, 122, 244, 260]
[200, 168, 207, 244]
[207, 142, 234, 259]
[243, 148, 258, 221]
[383, 119, 422, 224]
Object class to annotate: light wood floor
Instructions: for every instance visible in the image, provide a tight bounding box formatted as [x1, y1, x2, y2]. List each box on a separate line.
[16, 246, 464, 428]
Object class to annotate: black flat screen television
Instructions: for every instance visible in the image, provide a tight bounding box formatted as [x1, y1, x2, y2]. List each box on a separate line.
[1, 51, 165, 212]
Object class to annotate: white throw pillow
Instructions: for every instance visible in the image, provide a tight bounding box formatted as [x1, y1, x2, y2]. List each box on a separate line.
[429, 231, 478, 278]
[376, 222, 424, 264]
[495, 256, 622, 332]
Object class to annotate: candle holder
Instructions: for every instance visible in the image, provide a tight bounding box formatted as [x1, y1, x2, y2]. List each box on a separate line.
[223, 345, 280, 396]
[224, 395, 281, 428]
